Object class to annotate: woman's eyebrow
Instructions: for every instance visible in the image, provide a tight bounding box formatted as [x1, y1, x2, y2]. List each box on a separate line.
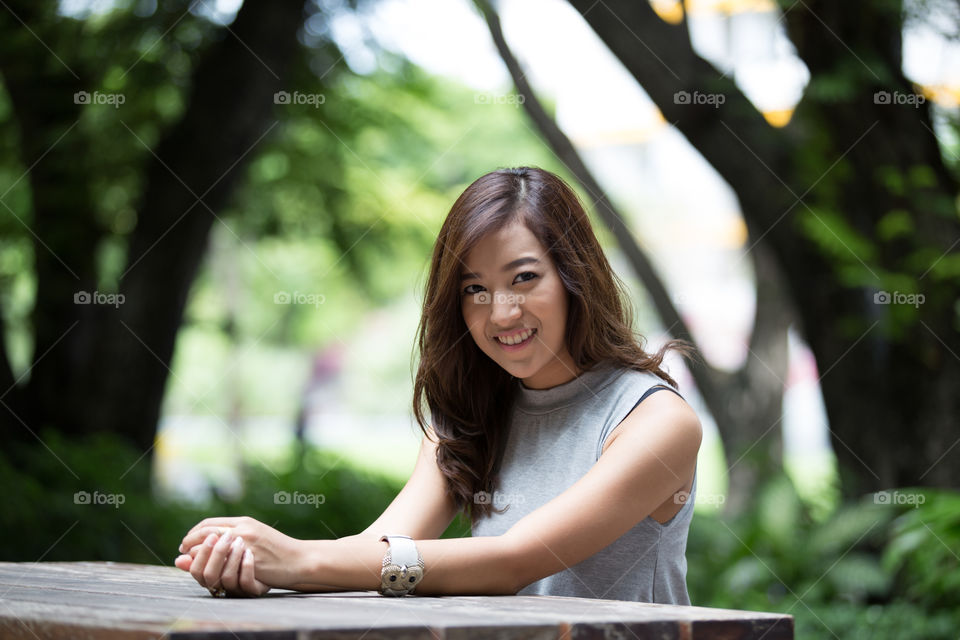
[460, 256, 541, 281]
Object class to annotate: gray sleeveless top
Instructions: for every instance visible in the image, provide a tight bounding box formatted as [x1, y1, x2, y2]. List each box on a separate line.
[470, 358, 697, 604]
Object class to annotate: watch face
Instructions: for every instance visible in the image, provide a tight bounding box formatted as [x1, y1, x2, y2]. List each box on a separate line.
[381, 563, 423, 593]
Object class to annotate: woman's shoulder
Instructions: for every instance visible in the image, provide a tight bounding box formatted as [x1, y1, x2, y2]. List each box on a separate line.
[605, 361, 675, 389]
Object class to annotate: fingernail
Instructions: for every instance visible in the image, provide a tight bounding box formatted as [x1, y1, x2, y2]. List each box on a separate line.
[178, 543, 184, 553]
[205, 533, 217, 547]
[232, 536, 243, 549]
[244, 549, 253, 561]
[216, 531, 233, 549]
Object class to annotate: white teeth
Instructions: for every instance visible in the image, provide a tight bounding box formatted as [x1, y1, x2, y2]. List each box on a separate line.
[497, 328, 534, 345]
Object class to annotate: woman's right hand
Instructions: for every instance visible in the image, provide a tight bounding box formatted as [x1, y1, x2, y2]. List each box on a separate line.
[175, 531, 272, 597]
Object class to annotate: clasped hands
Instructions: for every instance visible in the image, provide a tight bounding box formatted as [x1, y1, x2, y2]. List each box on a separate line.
[174, 516, 302, 598]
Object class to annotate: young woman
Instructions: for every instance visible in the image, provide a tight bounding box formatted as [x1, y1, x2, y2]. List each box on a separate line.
[175, 167, 702, 603]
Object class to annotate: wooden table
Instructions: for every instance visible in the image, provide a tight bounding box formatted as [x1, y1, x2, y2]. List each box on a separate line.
[0, 562, 793, 639]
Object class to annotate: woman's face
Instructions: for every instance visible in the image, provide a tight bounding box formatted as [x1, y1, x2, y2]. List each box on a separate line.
[460, 220, 581, 390]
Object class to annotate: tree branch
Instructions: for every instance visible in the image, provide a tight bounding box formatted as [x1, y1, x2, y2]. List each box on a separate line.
[86, 0, 309, 447]
[479, 0, 793, 511]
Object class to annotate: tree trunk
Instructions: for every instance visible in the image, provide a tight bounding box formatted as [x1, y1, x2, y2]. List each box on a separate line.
[0, 0, 308, 452]
[87, 0, 306, 451]
[0, 0, 104, 444]
[784, 0, 960, 495]
[568, 0, 960, 496]
[478, 0, 792, 513]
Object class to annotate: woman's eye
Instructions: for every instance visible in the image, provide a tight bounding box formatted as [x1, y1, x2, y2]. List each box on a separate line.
[462, 273, 537, 297]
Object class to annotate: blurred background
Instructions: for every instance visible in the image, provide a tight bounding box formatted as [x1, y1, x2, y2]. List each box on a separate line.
[0, 0, 958, 637]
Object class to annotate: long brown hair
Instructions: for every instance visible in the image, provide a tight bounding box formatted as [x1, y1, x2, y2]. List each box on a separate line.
[412, 167, 692, 522]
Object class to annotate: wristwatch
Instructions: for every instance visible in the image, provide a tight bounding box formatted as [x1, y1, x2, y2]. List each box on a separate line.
[379, 534, 424, 596]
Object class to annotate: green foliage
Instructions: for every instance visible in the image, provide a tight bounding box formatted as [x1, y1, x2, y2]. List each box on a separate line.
[876, 209, 914, 241]
[925, 252, 960, 281]
[797, 207, 878, 269]
[0, 430, 204, 563]
[797, 195, 953, 338]
[883, 488, 960, 611]
[687, 473, 960, 639]
[160, 57, 560, 415]
[2, 437, 957, 637]
[793, 601, 958, 639]
[791, 56, 959, 344]
[0, 431, 469, 565]
[876, 165, 908, 197]
[0, 1, 558, 418]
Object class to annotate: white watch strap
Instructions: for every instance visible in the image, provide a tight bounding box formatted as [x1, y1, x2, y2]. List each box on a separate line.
[379, 534, 418, 566]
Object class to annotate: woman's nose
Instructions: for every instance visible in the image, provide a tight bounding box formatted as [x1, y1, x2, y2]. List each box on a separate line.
[489, 291, 522, 323]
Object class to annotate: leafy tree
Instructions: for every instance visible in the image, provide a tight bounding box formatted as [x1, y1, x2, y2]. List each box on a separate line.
[0, 0, 563, 460]
[0, 0, 310, 450]
[567, 0, 960, 498]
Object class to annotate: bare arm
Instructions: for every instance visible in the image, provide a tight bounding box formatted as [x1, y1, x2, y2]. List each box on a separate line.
[290, 391, 701, 595]
[291, 535, 522, 595]
[179, 395, 700, 596]
[505, 391, 702, 589]
[342, 423, 460, 542]
[287, 424, 524, 595]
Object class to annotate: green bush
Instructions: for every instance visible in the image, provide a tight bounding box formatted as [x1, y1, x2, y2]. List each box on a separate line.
[686, 473, 960, 639]
[883, 488, 960, 611]
[0, 430, 469, 565]
[6, 432, 956, 638]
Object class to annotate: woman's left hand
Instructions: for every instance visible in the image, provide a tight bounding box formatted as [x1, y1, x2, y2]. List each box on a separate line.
[174, 516, 304, 596]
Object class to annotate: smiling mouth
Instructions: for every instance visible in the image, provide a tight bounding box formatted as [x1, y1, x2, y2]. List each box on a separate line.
[495, 328, 537, 349]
